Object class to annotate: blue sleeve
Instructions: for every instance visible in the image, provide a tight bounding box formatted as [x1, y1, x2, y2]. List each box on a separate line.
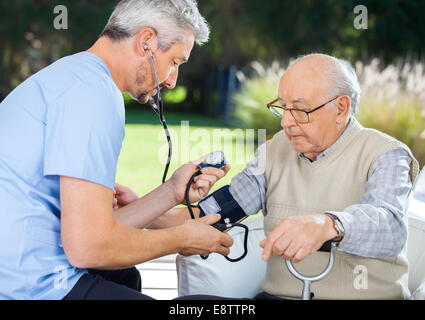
[43, 82, 125, 191]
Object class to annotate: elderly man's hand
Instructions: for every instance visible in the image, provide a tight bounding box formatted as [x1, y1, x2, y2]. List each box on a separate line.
[260, 214, 338, 263]
[112, 183, 139, 210]
[168, 154, 230, 205]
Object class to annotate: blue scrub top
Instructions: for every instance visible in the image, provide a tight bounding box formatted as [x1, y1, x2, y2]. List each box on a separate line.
[0, 52, 125, 299]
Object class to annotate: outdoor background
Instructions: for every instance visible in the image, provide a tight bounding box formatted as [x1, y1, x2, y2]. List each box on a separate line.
[1, 0, 425, 196]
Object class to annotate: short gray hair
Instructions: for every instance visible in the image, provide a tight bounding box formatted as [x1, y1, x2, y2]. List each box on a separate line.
[289, 53, 361, 116]
[101, 0, 210, 49]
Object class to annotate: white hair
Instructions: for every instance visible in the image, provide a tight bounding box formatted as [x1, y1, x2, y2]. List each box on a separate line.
[289, 53, 361, 116]
[101, 0, 210, 49]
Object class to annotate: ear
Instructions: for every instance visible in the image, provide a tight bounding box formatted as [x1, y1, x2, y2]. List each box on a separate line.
[335, 95, 350, 124]
[134, 27, 159, 57]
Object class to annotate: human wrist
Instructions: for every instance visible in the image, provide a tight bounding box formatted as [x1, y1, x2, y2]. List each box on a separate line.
[162, 180, 181, 206]
[189, 206, 201, 218]
[325, 213, 345, 242]
[173, 223, 190, 252]
[323, 214, 339, 240]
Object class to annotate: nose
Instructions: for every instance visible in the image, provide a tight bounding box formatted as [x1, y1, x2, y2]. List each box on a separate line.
[281, 108, 297, 129]
[163, 67, 179, 90]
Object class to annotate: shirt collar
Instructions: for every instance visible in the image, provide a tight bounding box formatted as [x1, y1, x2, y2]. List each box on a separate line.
[299, 117, 354, 162]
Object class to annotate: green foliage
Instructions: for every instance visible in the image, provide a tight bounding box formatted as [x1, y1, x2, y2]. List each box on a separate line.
[2, 0, 425, 111]
[232, 62, 283, 136]
[354, 58, 425, 167]
[163, 86, 187, 104]
[242, 0, 425, 63]
[116, 110, 247, 196]
[357, 97, 425, 168]
[122, 92, 134, 105]
[0, 0, 115, 99]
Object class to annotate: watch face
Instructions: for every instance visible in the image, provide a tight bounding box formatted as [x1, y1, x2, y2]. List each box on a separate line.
[329, 214, 344, 237]
[335, 220, 345, 236]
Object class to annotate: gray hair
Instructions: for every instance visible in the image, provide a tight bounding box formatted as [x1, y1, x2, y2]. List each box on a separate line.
[289, 53, 361, 116]
[101, 0, 210, 50]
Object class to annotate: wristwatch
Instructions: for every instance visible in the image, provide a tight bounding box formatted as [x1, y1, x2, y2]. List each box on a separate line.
[327, 213, 345, 241]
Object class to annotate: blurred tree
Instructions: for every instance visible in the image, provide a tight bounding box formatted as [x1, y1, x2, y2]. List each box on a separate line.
[181, 0, 425, 115]
[242, 0, 425, 62]
[0, 0, 115, 99]
[1, 0, 424, 110]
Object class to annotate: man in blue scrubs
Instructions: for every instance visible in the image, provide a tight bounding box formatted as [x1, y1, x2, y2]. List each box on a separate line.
[0, 0, 232, 299]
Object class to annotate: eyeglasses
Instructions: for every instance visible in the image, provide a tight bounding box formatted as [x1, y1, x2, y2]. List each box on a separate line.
[266, 96, 339, 124]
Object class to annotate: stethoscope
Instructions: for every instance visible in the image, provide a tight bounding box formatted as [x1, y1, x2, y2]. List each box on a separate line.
[144, 44, 172, 184]
[144, 45, 249, 263]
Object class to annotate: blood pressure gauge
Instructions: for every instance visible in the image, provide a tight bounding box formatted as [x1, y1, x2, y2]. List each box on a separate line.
[199, 151, 226, 169]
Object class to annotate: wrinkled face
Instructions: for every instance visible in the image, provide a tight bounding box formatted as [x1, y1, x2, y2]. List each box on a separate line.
[131, 33, 195, 104]
[278, 62, 341, 159]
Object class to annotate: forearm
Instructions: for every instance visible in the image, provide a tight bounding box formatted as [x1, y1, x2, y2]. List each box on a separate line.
[113, 180, 179, 229]
[329, 148, 413, 258]
[146, 206, 200, 229]
[329, 205, 408, 258]
[73, 221, 186, 270]
[229, 143, 267, 215]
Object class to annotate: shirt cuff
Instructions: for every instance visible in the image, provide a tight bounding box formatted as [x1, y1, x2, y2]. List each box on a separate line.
[324, 211, 353, 252]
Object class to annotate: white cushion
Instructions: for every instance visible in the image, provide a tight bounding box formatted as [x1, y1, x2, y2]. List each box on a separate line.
[407, 167, 425, 293]
[176, 215, 266, 298]
[412, 168, 425, 203]
[407, 206, 425, 293]
[410, 280, 425, 300]
[405, 168, 425, 299]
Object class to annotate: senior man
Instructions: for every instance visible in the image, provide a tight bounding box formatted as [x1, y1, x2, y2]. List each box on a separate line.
[157, 53, 419, 300]
[228, 53, 419, 300]
[0, 0, 233, 300]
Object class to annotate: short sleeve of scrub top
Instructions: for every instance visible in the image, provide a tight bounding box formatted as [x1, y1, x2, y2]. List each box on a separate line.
[43, 81, 125, 190]
[0, 52, 125, 300]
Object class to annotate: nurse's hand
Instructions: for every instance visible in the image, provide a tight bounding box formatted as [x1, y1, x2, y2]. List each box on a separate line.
[168, 154, 230, 205]
[178, 213, 234, 257]
[112, 183, 139, 210]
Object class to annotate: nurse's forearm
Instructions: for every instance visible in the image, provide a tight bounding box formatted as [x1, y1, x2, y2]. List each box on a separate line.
[101, 223, 187, 269]
[146, 206, 201, 229]
[70, 213, 229, 270]
[70, 220, 187, 270]
[113, 180, 179, 228]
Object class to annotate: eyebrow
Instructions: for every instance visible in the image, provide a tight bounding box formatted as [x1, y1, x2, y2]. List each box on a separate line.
[277, 96, 309, 104]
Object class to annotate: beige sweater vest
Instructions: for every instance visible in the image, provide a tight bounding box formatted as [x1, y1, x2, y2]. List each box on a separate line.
[261, 119, 419, 299]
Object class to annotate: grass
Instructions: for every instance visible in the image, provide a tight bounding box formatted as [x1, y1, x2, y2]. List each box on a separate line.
[116, 109, 253, 198]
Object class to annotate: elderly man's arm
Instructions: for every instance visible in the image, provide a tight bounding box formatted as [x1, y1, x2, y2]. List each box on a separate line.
[144, 145, 267, 229]
[327, 147, 412, 258]
[229, 143, 267, 215]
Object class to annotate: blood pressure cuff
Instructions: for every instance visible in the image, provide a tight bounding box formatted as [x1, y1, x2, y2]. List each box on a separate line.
[197, 185, 247, 225]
